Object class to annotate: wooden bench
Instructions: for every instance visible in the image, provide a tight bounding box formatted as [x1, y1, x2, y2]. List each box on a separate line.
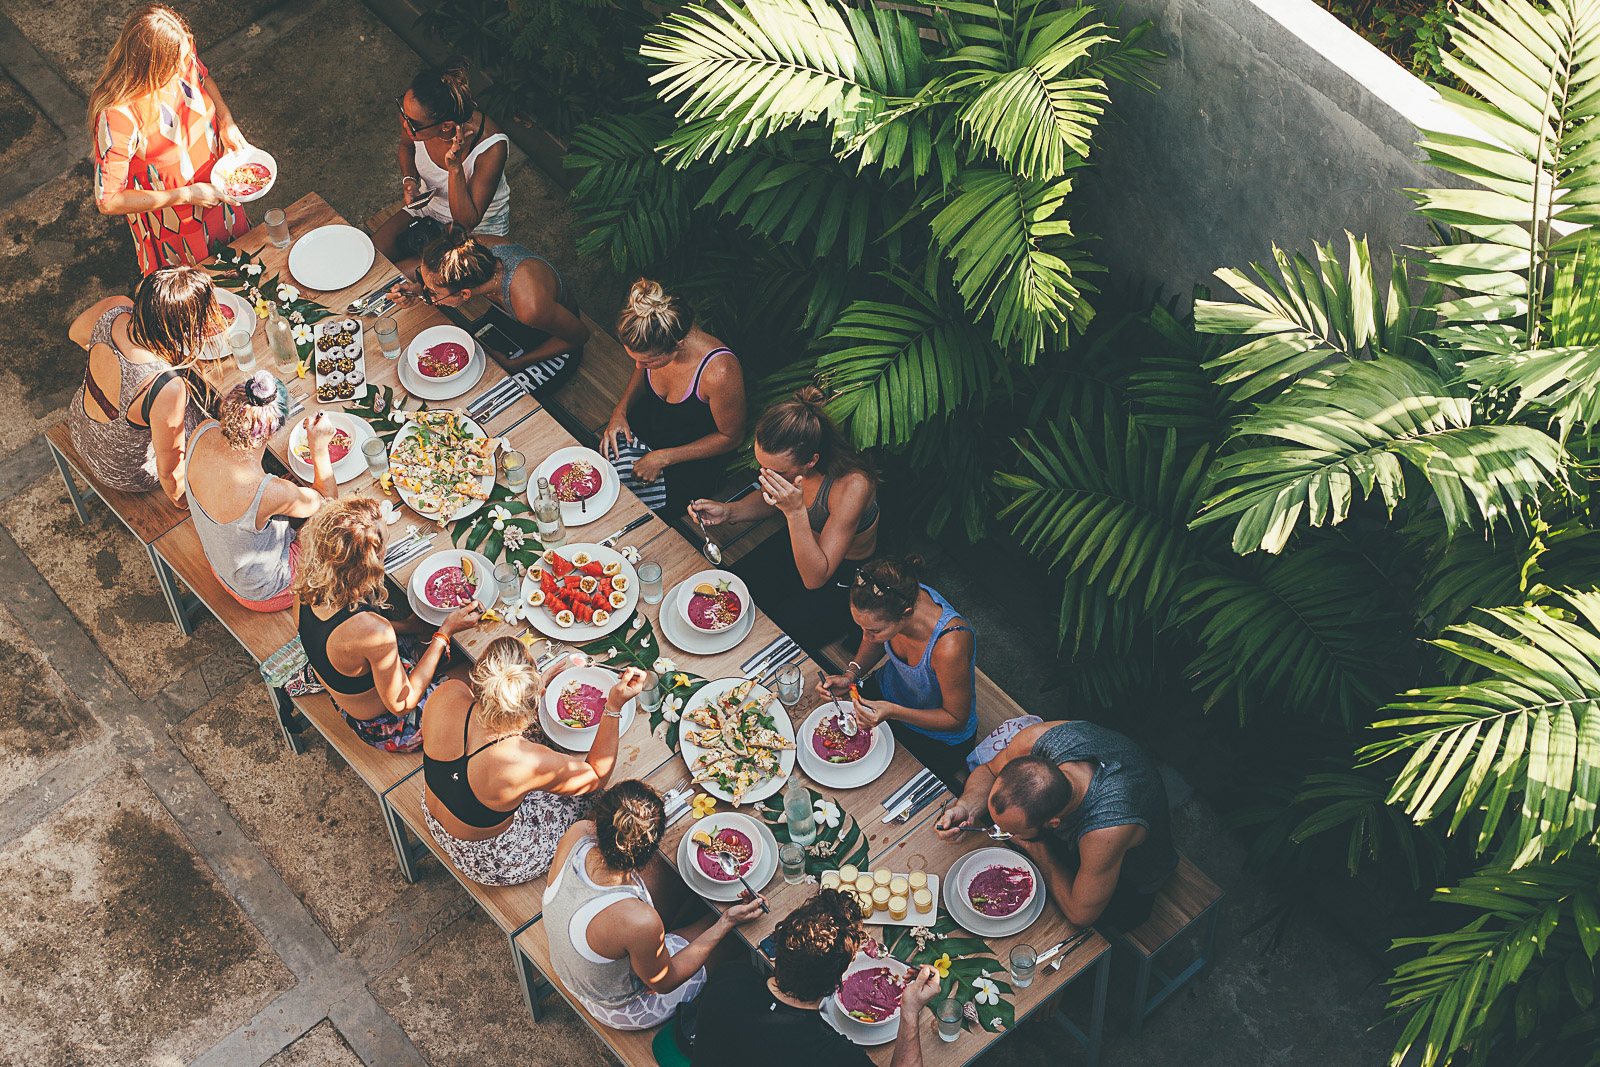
[46, 423, 198, 634]
[1101, 854, 1223, 1035]
[511, 916, 671, 1061]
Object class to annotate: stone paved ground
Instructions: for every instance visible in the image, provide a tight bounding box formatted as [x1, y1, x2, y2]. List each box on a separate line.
[0, 2, 1403, 1064]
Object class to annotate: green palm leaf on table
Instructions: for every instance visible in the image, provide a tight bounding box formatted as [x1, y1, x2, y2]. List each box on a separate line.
[757, 785, 868, 874]
[880, 912, 1015, 1034]
[1361, 589, 1600, 865]
[449, 482, 541, 569]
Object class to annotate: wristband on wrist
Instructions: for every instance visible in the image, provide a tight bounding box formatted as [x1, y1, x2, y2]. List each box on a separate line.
[845, 661, 862, 680]
[430, 632, 451, 662]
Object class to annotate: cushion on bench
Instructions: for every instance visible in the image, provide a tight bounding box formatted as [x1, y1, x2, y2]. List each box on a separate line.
[47, 422, 190, 546]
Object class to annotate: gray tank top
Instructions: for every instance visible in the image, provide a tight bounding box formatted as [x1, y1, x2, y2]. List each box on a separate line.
[1031, 721, 1178, 895]
[542, 836, 654, 1010]
[807, 473, 879, 533]
[184, 422, 296, 602]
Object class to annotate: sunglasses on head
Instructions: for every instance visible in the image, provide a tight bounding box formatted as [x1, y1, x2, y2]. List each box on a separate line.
[397, 96, 448, 136]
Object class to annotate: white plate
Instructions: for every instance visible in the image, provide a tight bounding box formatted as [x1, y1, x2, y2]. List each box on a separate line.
[388, 412, 495, 523]
[678, 677, 795, 806]
[942, 848, 1047, 938]
[402, 325, 487, 401]
[820, 998, 899, 1047]
[406, 548, 499, 626]
[828, 869, 940, 929]
[194, 288, 255, 360]
[211, 147, 277, 203]
[829, 951, 915, 1034]
[657, 578, 756, 656]
[538, 665, 638, 752]
[684, 810, 768, 883]
[675, 568, 752, 635]
[516, 543, 638, 641]
[530, 446, 619, 528]
[675, 812, 779, 902]
[288, 225, 376, 292]
[796, 702, 895, 791]
[286, 411, 371, 485]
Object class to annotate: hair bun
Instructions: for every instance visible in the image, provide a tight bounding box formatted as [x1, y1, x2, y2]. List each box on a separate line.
[793, 384, 828, 407]
[244, 370, 276, 405]
[902, 553, 925, 571]
[628, 279, 669, 315]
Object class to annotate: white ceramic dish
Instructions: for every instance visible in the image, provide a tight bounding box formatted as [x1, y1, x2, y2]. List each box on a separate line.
[676, 569, 752, 635]
[286, 411, 371, 485]
[941, 847, 1047, 938]
[531, 445, 618, 528]
[820, 998, 899, 1047]
[537, 665, 638, 752]
[387, 411, 495, 523]
[678, 677, 795, 806]
[685, 811, 767, 883]
[288, 224, 376, 292]
[516, 543, 638, 641]
[795, 702, 894, 790]
[401, 324, 486, 401]
[406, 548, 499, 626]
[657, 578, 756, 656]
[676, 812, 778, 903]
[211, 147, 277, 203]
[195, 288, 255, 360]
[822, 869, 940, 929]
[831, 951, 915, 1033]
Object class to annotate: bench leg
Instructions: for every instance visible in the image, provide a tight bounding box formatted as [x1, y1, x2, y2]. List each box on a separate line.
[509, 921, 556, 1023]
[147, 543, 204, 636]
[272, 687, 308, 754]
[1128, 950, 1154, 1036]
[381, 794, 424, 884]
[48, 440, 94, 523]
[1052, 947, 1111, 1067]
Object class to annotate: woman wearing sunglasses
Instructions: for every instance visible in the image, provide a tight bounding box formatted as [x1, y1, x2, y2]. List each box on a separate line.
[387, 226, 589, 396]
[372, 59, 511, 272]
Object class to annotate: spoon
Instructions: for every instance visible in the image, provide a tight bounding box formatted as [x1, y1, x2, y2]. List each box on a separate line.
[716, 851, 769, 913]
[953, 825, 1013, 841]
[692, 511, 723, 564]
[821, 669, 858, 737]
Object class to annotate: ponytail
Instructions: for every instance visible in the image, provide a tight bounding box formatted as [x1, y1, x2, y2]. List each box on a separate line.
[409, 57, 475, 125]
[420, 225, 498, 291]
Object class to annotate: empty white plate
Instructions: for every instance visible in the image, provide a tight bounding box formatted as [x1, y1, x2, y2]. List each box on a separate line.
[288, 225, 376, 292]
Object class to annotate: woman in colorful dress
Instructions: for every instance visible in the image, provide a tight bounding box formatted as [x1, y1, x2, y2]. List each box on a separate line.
[602, 279, 747, 519]
[66, 265, 213, 507]
[90, 4, 251, 273]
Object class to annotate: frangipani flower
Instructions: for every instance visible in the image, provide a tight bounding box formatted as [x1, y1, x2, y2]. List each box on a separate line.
[244, 262, 263, 276]
[662, 694, 683, 722]
[620, 545, 641, 564]
[489, 504, 512, 530]
[973, 977, 1000, 1005]
[291, 324, 312, 344]
[276, 283, 299, 302]
[654, 657, 676, 673]
[932, 953, 952, 979]
[813, 799, 841, 828]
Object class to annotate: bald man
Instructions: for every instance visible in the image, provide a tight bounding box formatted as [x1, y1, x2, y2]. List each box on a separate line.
[937, 720, 1177, 928]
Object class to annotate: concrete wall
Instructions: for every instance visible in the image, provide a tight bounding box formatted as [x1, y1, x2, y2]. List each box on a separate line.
[1076, 0, 1475, 302]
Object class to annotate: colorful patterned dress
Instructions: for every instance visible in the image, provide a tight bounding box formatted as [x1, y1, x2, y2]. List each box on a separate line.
[93, 55, 248, 274]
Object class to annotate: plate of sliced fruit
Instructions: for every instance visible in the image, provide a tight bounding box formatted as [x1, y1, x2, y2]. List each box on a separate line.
[517, 542, 637, 641]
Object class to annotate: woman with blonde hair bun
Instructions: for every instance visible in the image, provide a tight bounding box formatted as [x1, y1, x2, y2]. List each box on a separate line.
[603, 278, 746, 518]
[90, 3, 252, 272]
[543, 779, 766, 1029]
[421, 641, 649, 885]
[184, 372, 338, 612]
[295, 497, 481, 752]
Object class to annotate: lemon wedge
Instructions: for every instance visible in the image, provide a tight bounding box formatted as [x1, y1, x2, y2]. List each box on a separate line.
[693, 582, 719, 597]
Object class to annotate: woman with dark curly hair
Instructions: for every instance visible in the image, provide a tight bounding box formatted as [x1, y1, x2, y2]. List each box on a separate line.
[543, 780, 766, 1029]
[690, 888, 941, 1066]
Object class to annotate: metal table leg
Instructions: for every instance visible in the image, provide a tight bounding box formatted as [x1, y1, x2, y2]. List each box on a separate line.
[48, 439, 93, 523]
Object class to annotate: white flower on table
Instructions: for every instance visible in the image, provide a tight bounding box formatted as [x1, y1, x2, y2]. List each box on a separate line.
[604, 646, 620, 660]
[276, 283, 299, 303]
[662, 694, 683, 722]
[813, 799, 841, 829]
[390, 409, 410, 426]
[620, 545, 641, 564]
[489, 505, 512, 531]
[653, 657, 676, 674]
[640, 636, 651, 649]
[244, 263, 263, 276]
[972, 977, 1000, 1006]
[291, 324, 312, 345]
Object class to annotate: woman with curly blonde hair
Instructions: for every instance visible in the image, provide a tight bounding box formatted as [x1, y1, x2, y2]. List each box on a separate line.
[421, 641, 648, 885]
[544, 780, 766, 1028]
[184, 372, 336, 611]
[295, 497, 480, 751]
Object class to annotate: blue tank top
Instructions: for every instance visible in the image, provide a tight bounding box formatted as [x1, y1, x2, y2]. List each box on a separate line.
[878, 585, 976, 744]
[488, 242, 567, 308]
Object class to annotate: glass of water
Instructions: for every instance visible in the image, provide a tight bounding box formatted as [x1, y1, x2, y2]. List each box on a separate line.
[777, 663, 803, 707]
[1009, 944, 1037, 988]
[374, 315, 401, 360]
[228, 323, 255, 372]
[501, 450, 529, 493]
[779, 843, 806, 884]
[638, 561, 664, 605]
[264, 208, 291, 249]
[494, 564, 520, 607]
[636, 671, 663, 715]
[361, 437, 388, 477]
[936, 997, 963, 1042]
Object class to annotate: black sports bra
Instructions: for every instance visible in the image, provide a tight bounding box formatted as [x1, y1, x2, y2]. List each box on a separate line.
[424, 700, 519, 829]
[298, 603, 379, 696]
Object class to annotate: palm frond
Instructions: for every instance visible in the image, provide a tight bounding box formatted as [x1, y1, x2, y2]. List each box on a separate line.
[927, 166, 1098, 359]
[566, 110, 698, 272]
[1289, 771, 1447, 887]
[1362, 589, 1600, 864]
[1194, 355, 1568, 555]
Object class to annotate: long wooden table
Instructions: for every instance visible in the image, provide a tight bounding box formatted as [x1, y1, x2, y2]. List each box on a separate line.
[205, 195, 1108, 1065]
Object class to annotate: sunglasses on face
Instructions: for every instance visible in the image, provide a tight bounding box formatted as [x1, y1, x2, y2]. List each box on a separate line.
[397, 97, 447, 136]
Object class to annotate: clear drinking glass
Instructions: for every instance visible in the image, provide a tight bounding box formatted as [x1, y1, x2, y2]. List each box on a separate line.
[636, 671, 664, 715]
[361, 437, 388, 477]
[936, 998, 963, 1042]
[1009, 944, 1037, 988]
[501, 450, 529, 493]
[228, 323, 255, 372]
[779, 843, 806, 884]
[777, 664, 803, 707]
[638, 561, 664, 605]
[264, 208, 291, 249]
[493, 564, 520, 608]
[374, 315, 401, 359]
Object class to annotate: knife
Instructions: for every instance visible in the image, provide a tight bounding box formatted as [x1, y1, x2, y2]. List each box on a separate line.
[881, 776, 943, 823]
[746, 641, 799, 682]
[740, 636, 786, 674]
[1033, 932, 1081, 967]
[882, 769, 936, 814]
[896, 783, 949, 823]
[1043, 929, 1097, 973]
[599, 514, 652, 548]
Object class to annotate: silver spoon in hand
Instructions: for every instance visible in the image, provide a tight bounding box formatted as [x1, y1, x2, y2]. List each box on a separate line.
[715, 851, 769, 912]
[691, 509, 723, 564]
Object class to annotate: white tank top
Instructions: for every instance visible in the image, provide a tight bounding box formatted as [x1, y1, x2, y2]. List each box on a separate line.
[409, 131, 511, 236]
